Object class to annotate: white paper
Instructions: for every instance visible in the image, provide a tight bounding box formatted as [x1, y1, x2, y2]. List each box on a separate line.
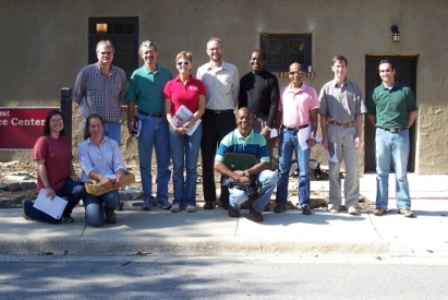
[33, 189, 68, 219]
[297, 126, 311, 150]
[325, 142, 339, 163]
[171, 105, 200, 136]
[269, 128, 278, 138]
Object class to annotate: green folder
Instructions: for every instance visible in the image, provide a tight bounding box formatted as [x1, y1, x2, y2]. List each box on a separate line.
[223, 153, 257, 171]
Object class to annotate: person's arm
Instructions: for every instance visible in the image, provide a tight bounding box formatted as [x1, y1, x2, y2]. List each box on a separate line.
[367, 115, 376, 126]
[307, 108, 319, 148]
[36, 160, 56, 199]
[320, 114, 328, 150]
[232, 67, 240, 108]
[127, 102, 136, 135]
[354, 114, 364, 148]
[184, 95, 206, 129]
[408, 111, 418, 129]
[266, 77, 280, 129]
[214, 160, 267, 185]
[72, 68, 85, 105]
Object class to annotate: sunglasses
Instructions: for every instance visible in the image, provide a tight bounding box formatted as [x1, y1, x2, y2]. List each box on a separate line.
[177, 61, 190, 66]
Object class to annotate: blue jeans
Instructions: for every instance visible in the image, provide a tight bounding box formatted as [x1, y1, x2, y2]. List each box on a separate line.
[23, 177, 85, 224]
[327, 124, 360, 207]
[375, 128, 411, 209]
[83, 191, 120, 227]
[103, 121, 121, 145]
[169, 126, 203, 207]
[137, 113, 171, 206]
[276, 128, 310, 206]
[83, 119, 121, 145]
[227, 169, 277, 212]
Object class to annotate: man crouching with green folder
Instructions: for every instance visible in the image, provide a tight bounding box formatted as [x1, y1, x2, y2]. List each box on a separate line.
[214, 107, 278, 222]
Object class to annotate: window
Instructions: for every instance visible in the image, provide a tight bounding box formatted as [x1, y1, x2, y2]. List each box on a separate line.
[88, 17, 139, 79]
[260, 34, 312, 72]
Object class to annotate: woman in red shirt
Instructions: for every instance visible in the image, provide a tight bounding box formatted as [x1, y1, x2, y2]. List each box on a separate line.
[164, 51, 206, 212]
[23, 110, 85, 223]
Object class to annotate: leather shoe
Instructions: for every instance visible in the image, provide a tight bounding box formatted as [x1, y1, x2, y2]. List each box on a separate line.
[398, 207, 414, 218]
[228, 206, 240, 218]
[203, 202, 215, 210]
[274, 204, 287, 213]
[249, 206, 264, 222]
[240, 200, 252, 210]
[301, 204, 311, 215]
[105, 208, 117, 224]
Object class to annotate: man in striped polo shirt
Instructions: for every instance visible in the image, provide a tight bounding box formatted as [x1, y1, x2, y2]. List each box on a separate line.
[214, 107, 278, 222]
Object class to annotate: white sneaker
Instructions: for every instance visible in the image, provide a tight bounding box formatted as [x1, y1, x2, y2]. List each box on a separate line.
[328, 204, 339, 214]
[348, 206, 358, 215]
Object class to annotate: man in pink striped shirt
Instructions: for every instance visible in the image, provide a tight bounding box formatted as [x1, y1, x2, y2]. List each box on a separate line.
[275, 62, 319, 215]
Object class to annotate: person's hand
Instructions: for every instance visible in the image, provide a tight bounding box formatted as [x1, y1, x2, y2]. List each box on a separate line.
[261, 127, 270, 137]
[321, 137, 329, 150]
[174, 126, 187, 135]
[307, 138, 317, 148]
[127, 123, 135, 135]
[45, 187, 56, 199]
[354, 136, 361, 148]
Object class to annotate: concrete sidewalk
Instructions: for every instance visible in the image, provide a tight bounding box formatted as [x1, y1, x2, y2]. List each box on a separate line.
[0, 174, 447, 257]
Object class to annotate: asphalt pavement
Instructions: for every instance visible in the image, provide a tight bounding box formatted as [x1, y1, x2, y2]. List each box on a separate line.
[0, 174, 447, 258]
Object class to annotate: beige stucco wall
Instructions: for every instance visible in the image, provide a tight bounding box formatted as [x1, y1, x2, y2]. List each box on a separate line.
[1, 0, 447, 173]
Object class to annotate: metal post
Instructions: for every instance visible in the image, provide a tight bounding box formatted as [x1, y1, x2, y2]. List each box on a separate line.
[60, 87, 72, 149]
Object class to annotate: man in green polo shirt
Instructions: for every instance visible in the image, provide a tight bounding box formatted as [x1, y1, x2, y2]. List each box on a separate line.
[367, 59, 418, 218]
[126, 40, 173, 211]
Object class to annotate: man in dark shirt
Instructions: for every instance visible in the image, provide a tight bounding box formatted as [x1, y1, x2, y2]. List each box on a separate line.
[238, 49, 279, 169]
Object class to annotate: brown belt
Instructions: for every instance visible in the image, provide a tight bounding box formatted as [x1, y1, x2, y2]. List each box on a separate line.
[328, 120, 355, 128]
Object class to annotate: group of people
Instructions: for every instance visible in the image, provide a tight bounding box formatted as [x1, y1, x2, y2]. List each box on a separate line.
[23, 37, 418, 226]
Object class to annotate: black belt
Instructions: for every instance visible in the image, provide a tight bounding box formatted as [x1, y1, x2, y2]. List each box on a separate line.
[139, 110, 164, 118]
[205, 109, 234, 114]
[378, 127, 407, 133]
[284, 124, 309, 131]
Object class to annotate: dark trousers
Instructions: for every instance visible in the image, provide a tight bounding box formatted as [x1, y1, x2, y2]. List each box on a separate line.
[23, 178, 85, 224]
[201, 110, 236, 204]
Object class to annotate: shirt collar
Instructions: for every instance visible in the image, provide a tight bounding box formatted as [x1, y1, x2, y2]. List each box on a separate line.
[235, 128, 254, 140]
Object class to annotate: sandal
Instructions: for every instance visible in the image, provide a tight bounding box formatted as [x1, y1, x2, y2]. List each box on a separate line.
[171, 204, 181, 213]
[186, 205, 196, 213]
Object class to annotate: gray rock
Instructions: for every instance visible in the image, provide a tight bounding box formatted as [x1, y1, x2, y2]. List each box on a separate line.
[20, 181, 36, 190]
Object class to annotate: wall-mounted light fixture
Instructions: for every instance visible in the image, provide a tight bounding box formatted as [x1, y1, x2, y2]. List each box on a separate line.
[96, 23, 108, 34]
[391, 25, 400, 42]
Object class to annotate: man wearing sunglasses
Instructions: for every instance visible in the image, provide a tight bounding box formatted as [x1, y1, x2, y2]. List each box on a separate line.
[126, 40, 173, 211]
[367, 59, 418, 218]
[197, 37, 240, 210]
[275, 62, 319, 215]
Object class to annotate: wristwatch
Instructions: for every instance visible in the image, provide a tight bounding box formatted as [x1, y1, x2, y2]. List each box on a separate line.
[244, 170, 250, 177]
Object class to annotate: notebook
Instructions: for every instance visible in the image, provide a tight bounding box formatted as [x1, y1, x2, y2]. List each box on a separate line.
[223, 153, 257, 171]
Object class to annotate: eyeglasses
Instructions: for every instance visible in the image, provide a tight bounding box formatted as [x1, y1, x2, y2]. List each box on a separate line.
[289, 71, 303, 75]
[177, 61, 190, 66]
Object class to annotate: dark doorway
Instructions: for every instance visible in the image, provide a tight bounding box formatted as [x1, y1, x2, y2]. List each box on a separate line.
[88, 17, 139, 80]
[364, 56, 417, 173]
